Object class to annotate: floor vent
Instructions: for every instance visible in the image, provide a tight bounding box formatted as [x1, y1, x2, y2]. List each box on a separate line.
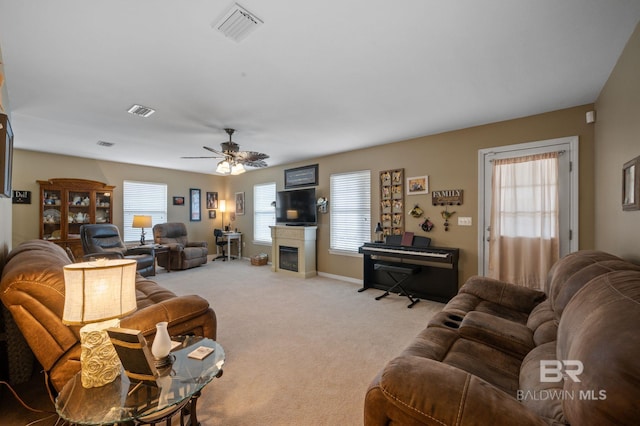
[214, 3, 263, 42]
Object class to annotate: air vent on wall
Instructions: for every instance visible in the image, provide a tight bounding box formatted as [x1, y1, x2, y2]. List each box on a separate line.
[127, 104, 156, 118]
[214, 3, 263, 42]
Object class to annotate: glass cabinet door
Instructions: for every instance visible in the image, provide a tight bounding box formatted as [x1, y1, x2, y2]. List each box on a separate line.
[95, 191, 112, 224]
[67, 190, 91, 240]
[42, 189, 63, 240]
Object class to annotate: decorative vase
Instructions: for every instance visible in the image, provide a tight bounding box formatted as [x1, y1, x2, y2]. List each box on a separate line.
[151, 321, 173, 368]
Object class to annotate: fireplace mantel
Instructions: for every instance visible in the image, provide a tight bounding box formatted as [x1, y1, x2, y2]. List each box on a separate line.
[270, 226, 317, 278]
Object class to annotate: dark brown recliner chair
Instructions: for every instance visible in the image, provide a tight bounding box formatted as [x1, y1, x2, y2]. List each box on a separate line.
[80, 224, 155, 277]
[152, 222, 208, 270]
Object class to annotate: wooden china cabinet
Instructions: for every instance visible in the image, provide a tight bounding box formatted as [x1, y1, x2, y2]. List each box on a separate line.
[38, 178, 115, 260]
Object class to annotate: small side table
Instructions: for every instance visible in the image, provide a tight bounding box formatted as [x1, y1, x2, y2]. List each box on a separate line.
[56, 337, 224, 425]
[222, 232, 242, 261]
[153, 245, 171, 273]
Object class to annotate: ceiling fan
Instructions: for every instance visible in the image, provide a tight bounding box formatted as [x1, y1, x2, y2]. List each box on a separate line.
[182, 128, 269, 175]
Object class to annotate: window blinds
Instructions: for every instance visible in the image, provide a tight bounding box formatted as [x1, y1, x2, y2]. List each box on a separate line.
[253, 182, 276, 243]
[123, 181, 167, 242]
[330, 170, 371, 252]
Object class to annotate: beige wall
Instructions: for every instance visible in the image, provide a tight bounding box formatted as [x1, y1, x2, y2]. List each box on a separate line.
[12, 151, 225, 250]
[12, 104, 595, 286]
[5, 25, 640, 283]
[227, 104, 596, 285]
[594, 22, 640, 263]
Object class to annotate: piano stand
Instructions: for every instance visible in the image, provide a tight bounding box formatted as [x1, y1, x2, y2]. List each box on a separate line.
[373, 262, 420, 308]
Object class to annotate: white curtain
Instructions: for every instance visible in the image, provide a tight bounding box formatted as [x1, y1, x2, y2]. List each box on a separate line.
[488, 152, 559, 289]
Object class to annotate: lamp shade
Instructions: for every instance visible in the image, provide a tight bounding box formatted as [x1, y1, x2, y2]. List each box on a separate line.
[132, 215, 152, 228]
[231, 162, 246, 175]
[62, 259, 137, 325]
[219, 199, 227, 213]
[216, 160, 231, 174]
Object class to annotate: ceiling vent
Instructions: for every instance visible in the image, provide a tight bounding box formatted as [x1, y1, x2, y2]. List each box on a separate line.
[214, 3, 263, 42]
[97, 141, 115, 147]
[127, 104, 156, 118]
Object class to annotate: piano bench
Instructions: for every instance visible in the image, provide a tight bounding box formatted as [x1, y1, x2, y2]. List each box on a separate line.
[374, 262, 421, 275]
[374, 262, 421, 308]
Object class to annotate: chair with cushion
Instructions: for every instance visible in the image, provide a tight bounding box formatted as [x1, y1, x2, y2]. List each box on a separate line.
[213, 228, 227, 261]
[152, 222, 208, 270]
[80, 224, 155, 277]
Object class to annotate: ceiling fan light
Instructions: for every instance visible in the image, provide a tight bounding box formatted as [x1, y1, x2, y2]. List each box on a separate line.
[216, 160, 231, 174]
[231, 163, 246, 175]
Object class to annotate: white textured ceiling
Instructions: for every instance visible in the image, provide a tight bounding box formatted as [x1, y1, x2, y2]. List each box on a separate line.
[1, 1, 639, 175]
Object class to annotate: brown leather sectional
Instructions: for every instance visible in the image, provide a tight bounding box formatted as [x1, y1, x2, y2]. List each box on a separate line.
[0, 239, 216, 392]
[365, 250, 640, 425]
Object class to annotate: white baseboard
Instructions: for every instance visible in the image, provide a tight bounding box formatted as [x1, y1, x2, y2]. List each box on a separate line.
[317, 271, 363, 285]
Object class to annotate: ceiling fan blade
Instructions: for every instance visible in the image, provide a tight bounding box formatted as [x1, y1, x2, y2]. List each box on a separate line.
[241, 159, 268, 168]
[181, 156, 220, 159]
[235, 151, 269, 162]
[203, 146, 226, 156]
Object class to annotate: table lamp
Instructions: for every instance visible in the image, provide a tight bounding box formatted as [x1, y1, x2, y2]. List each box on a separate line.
[63, 259, 137, 388]
[132, 215, 152, 245]
[374, 222, 384, 243]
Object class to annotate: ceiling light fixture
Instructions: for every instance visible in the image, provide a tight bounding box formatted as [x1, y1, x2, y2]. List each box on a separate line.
[216, 159, 246, 175]
[127, 104, 156, 118]
[214, 3, 263, 42]
[216, 160, 231, 174]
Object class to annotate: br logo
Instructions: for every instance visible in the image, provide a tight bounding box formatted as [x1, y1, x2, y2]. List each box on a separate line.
[540, 360, 584, 383]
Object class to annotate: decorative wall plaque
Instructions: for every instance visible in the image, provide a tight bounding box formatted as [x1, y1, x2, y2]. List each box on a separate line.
[380, 168, 404, 236]
[12, 190, 31, 204]
[431, 189, 463, 206]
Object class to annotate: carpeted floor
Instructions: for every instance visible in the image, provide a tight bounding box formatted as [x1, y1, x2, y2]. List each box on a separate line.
[1, 256, 444, 425]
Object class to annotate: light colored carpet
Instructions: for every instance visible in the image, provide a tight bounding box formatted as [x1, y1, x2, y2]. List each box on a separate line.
[152, 257, 444, 426]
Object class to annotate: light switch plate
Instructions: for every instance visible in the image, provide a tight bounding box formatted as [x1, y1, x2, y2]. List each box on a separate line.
[458, 217, 472, 226]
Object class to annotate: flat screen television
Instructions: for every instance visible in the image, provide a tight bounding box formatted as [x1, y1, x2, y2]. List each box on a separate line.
[276, 188, 317, 225]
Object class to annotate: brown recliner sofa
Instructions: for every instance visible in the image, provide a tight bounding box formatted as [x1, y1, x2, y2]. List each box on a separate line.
[364, 250, 640, 425]
[0, 239, 217, 392]
[152, 222, 208, 271]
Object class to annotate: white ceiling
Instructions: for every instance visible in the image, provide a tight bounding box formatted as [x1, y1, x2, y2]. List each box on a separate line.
[1, 1, 639, 175]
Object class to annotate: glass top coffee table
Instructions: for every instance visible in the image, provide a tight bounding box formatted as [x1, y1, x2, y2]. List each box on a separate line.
[56, 336, 224, 425]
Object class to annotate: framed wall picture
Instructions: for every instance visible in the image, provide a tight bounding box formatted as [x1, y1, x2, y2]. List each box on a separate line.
[173, 196, 185, 206]
[622, 155, 640, 211]
[284, 164, 318, 189]
[406, 176, 429, 195]
[0, 113, 13, 198]
[235, 192, 245, 215]
[209, 210, 217, 219]
[206, 191, 218, 210]
[190, 188, 201, 221]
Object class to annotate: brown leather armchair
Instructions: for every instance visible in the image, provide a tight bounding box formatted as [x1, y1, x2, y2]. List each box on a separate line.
[0, 240, 216, 392]
[80, 224, 155, 277]
[152, 222, 208, 270]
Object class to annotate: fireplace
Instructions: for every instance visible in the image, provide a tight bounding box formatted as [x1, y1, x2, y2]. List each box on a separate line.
[279, 246, 299, 272]
[270, 226, 317, 278]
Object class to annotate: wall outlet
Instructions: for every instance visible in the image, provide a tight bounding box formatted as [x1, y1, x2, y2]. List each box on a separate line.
[458, 217, 472, 226]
